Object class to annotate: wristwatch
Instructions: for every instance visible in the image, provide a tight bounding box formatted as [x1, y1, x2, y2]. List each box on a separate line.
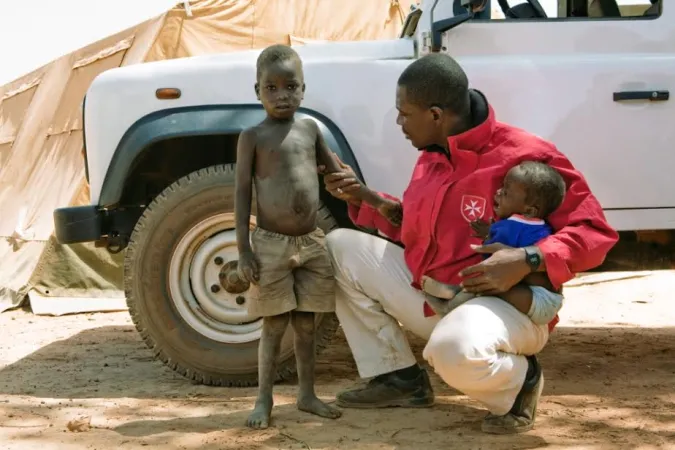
[523, 246, 541, 272]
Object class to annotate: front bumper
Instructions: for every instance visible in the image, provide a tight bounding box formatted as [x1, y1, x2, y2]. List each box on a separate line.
[53, 205, 143, 253]
[53, 205, 103, 244]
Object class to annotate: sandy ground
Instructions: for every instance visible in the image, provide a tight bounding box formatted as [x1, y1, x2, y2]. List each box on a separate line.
[1, 271, 674, 450]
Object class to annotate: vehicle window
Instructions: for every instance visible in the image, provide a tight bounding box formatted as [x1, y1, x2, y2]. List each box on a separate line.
[469, 0, 660, 20]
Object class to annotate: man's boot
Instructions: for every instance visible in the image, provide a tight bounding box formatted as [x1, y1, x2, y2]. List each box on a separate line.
[336, 365, 434, 409]
[482, 355, 544, 434]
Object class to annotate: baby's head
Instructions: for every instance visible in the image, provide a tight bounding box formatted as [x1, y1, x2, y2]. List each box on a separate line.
[493, 161, 566, 220]
[255, 44, 305, 120]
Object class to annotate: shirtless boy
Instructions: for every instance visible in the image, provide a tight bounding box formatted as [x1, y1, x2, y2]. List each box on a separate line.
[421, 161, 566, 325]
[234, 44, 343, 429]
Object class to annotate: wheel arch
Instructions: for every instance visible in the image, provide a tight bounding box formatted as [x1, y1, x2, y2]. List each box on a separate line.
[100, 104, 362, 229]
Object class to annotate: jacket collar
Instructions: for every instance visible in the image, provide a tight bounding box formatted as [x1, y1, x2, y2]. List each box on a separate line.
[424, 89, 496, 156]
[448, 89, 495, 154]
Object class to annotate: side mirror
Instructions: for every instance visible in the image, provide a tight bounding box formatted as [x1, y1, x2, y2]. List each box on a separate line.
[429, 0, 479, 52]
[431, 12, 474, 52]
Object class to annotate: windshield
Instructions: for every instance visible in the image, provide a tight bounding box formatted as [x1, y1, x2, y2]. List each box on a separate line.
[489, 0, 654, 19]
[401, 0, 655, 25]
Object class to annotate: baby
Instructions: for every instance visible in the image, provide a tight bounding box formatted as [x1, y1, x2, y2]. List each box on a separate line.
[234, 44, 343, 429]
[422, 161, 566, 324]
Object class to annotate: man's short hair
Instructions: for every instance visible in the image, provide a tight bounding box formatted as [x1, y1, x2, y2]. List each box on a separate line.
[397, 53, 470, 116]
[511, 161, 567, 217]
[256, 44, 302, 80]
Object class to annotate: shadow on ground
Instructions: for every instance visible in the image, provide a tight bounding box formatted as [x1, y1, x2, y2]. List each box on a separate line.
[1, 325, 674, 449]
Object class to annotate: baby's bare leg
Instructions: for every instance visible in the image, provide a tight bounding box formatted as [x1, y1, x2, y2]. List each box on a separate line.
[292, 311, 342, 419]
[247, 313, 290, 429]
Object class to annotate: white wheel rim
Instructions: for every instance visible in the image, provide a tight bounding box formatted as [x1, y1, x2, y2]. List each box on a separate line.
[168, 212, 262, 344]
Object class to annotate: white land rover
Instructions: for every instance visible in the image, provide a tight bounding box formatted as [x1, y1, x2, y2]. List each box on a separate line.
[53, 0, 669, 386]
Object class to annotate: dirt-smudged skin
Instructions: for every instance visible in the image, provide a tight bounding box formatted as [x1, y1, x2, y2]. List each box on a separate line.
[234, 45, 342, 430]
[251, 119, 324, 236]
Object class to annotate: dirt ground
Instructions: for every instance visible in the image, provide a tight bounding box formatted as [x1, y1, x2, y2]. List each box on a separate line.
[1, 271, 674, 450]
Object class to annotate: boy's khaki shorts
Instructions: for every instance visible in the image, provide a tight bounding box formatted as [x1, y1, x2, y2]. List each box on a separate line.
[247, 227, 336, 317]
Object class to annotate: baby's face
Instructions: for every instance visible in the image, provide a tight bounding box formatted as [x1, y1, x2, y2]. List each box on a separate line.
[493, 172, 530, 219]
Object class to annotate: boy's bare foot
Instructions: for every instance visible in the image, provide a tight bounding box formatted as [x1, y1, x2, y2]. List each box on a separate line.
[247, 398, 273, 429]
[297, 395, 342, 419]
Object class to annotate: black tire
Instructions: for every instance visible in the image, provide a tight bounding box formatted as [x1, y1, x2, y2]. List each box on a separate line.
[124, 164, 340, 386]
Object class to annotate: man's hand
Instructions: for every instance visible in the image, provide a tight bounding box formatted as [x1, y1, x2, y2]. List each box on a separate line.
[470, 218, 493, 240]
[237, 251, 260, 284]
[318, 152, 366, 204]
[458, 243, 530, 295]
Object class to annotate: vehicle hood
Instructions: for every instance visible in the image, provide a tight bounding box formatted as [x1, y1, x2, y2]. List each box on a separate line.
[90, 38, 415, 91]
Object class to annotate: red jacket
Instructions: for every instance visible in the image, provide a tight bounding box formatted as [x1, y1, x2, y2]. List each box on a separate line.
[348, 101, 618, 331]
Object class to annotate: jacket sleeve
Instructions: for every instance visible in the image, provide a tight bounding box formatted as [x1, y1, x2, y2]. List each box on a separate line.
[348, 192, 402, 242]
[536, 152, 619, 289]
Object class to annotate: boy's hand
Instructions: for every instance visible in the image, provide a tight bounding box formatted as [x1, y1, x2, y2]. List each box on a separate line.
[470, 218, 493, 239]
[237, 251, 260, 284]
[376, 199, 403, 227]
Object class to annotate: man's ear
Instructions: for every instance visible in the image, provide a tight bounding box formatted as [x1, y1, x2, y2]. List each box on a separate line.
[254, 83, 260, 99]
[302, 83, 306, 99]
[430, 106, 443, 122]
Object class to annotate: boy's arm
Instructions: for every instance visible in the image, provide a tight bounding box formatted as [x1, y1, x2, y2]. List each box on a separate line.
[314, 122, 343, 174]
[313, 120, 403, 235]
[235, 129, 256, 254]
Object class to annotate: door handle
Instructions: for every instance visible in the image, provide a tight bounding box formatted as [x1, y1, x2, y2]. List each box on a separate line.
[613, 90, 669, 102]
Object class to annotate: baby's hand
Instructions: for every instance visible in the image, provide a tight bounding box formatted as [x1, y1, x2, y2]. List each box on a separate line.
[237, 251, 260, 284]
[470, 218, 493, 240]
[376, 199, 403, 227]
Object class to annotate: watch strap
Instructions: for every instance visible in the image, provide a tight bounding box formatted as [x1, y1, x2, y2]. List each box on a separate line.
[524, 246, 541, 272]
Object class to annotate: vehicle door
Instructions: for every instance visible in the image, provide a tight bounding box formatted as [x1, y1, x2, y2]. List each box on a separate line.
[438, 0, 674, 230]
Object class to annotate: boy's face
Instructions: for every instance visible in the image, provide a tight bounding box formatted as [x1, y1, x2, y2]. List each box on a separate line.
[493, 170, 538, 219]
[255, 59, 305, 120]
[395, 85, 458, 150]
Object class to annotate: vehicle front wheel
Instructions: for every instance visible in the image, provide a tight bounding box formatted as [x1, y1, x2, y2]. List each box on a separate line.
[124, 164, 340, 386]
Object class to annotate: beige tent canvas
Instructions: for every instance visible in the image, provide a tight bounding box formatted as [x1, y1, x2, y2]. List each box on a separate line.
[0, 0, 415, 315]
